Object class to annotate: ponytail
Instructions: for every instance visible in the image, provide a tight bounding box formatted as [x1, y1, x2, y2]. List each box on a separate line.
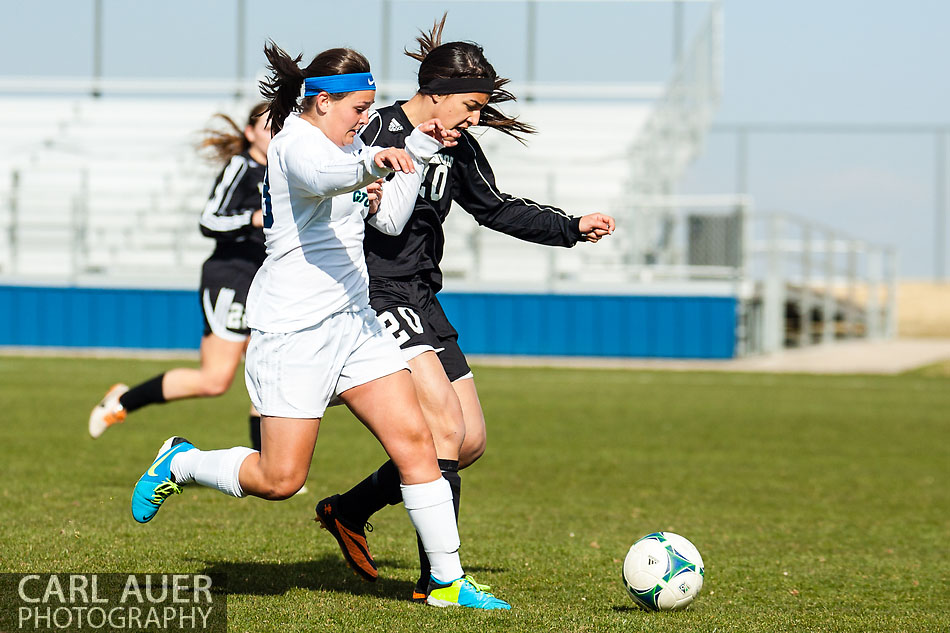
[198, 102, 269, 164]
[477, 81, 536, 143]
[404, 14, 446, 64]
[406, 14, 536, 143]
[260, 41, 305, 136]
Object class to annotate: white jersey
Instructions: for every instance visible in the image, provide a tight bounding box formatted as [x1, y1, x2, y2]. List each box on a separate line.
[246, 113, 441, 333]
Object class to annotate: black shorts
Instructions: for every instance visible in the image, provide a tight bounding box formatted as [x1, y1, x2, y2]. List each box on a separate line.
[199, 257, 259, 341]
[368, 277, 472, 382]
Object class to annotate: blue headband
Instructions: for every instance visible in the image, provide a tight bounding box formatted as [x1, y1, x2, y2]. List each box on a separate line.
[304, 73, 376, 96]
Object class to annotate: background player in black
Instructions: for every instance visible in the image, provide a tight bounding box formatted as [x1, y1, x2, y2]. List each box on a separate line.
[89, 103, 271, 452]
[317, 17, 616, 600]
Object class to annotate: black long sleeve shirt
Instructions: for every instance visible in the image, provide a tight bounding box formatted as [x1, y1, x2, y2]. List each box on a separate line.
[361, 102, 582, 290]
[198, 150, 267, 265]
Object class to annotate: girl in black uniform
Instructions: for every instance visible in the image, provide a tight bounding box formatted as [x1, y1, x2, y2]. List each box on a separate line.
[89, 103, 271, 451]
[315, 18, 616, 600]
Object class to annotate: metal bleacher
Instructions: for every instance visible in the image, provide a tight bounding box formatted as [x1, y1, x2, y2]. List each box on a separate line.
[0, 95, 653, 287]
[0, 1, 724, 291]
[0, 95, 224, 285]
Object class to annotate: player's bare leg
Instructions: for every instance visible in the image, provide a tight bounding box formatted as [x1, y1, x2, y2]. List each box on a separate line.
[322, 358, 472, 599]
[339, 369, 441, 485]
[333, 369, 507, 608]
[89, 333, 246, 438]
[317, 369, 443, 581]
[236, 416, 319, 499]
[408, 351, 467, 458]
[161, 333, 246, 399]
[454, 377, 487, 469]
[330, 370, 451, 583]
[131, 416, 317, 524]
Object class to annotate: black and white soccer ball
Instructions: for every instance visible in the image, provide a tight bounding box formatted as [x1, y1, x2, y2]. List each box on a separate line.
[622, 532, 705, 611]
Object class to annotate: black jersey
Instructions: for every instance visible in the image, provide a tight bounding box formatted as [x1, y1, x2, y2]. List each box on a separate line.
[361, 102, 582, 289]
[199, 150, 266, 265]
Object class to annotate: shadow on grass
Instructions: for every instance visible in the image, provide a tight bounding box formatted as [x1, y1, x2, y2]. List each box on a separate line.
[197, 556, 507, 602]
[199, 555, 410, 600]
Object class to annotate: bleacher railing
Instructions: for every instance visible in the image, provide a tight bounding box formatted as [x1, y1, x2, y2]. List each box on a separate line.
[610, 194, 897, 355]
[618, 0, 722, 277]
[626, 0, 722, 197]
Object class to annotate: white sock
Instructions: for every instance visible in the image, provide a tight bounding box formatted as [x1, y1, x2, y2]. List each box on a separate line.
[401, 477, 464, 583]
[171, 447, 256, 498]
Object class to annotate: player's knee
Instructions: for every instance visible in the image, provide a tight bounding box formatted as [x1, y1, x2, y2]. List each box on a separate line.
[403, 422, 435, 451]
[432, 418, 465, 451]
[266, 482, 303, 501]
[388, 420, 437, 466]
[459, 430, 487, 468]
[199, 372, 233, 397]
[260, 472, 306, 500]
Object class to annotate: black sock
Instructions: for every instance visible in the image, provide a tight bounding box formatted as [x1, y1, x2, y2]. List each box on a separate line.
[249, 415, 261, 452]
[417, 459, 461, 589]
[118, 374, 166, 414]
[336, 459, 402, 526]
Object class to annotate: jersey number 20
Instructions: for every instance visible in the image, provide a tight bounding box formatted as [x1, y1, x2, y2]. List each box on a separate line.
[420, 164, 448, 202]
[378, 307, 424, 346]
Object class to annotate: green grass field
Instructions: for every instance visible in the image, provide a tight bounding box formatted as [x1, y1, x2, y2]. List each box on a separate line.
[1, 356, 948, 632]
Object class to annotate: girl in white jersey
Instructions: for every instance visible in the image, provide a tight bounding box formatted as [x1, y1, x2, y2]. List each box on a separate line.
[128, 43, 510, 611]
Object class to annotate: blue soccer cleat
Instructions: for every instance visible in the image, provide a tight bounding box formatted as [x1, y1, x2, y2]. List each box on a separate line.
[426, 575, 512, 610]
[131, 436, 195, 524]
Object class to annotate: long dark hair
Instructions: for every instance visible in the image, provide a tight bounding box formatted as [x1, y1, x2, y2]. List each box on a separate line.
[259, 41, 371, 135]
[198, 102, 268, 164]
[406, 15, 535, 142]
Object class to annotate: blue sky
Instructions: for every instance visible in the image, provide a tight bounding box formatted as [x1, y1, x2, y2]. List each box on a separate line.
[2, 0, 947, 277]
[681, 0, 949, 279]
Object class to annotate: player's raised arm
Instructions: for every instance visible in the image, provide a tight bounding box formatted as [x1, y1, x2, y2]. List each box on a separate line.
[367, 122, 446, 235]
[283, 138, 392, 198]
[454, 133, 583, 246]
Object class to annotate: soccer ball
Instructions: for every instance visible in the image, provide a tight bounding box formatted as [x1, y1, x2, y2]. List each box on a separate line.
[622, 532, 704, 611]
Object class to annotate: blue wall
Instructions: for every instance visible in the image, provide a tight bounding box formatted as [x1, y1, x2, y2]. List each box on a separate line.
[0, 285, 203, 350]
[438, 292, 736, 359]
[0, 285, 737, 358]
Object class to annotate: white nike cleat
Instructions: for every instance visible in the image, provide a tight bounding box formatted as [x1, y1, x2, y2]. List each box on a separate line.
[89, 383, 129, 438]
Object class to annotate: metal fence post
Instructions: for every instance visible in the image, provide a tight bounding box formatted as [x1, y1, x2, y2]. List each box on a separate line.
[379, 0, 391, 102]
[235, 0, 246, 100]
[846, 242, 859, 338]
[525, 0, 537, 102]
[865, 248, 881, 339]
[762, 213, 785, 353]
[885, 248, 899, 338]
[92, 0, 103, 98]
[733, 198, 749, 356]
[799, 224, 812, 347]
[936, 129, 946, 282]
[822, 230, 836, 344]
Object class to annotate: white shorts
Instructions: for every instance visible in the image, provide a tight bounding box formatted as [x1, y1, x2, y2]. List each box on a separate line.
[244, 307, 409, 419]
